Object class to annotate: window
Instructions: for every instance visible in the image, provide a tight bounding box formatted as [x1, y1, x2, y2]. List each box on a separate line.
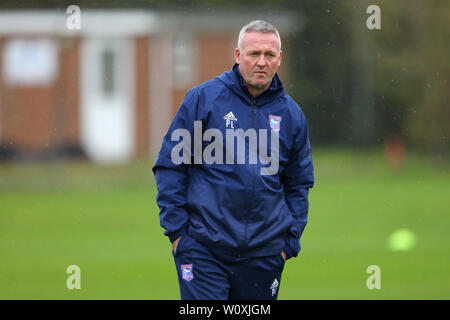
[101, 48, 115, 96]
[173, 33, 196, 89]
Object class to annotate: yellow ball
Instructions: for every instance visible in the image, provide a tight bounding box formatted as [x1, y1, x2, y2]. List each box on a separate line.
[388, 228, 417, 251]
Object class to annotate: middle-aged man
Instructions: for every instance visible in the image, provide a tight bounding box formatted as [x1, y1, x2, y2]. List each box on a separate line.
[153, 20, 314, 300]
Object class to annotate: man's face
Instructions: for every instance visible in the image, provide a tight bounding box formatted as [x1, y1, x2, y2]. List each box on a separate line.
[235, 31, 282, 95]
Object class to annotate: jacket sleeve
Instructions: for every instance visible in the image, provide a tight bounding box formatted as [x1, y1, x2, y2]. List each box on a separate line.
[282, 108, 314, 259]
[152, 89, 199, 243]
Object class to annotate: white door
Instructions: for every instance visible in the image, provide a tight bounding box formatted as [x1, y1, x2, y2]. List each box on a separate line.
[81, 37, 134, 163]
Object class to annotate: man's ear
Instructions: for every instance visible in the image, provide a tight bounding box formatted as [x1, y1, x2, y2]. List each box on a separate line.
[278, 50, 283, 67]
[234, 48, 241, 64]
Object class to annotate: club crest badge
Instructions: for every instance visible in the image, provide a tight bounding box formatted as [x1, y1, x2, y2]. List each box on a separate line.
[269, 115, 281, 132]
[181, 264, 194, 281]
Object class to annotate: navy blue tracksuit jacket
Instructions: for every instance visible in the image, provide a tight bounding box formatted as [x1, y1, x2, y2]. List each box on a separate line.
[153, 64, 314, 262]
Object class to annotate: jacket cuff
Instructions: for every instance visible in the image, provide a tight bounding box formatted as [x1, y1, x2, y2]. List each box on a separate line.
[283, 234, 301, 259]
[282, 243, 296, 260]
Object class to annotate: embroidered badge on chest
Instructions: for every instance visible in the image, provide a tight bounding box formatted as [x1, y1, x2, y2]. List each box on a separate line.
[269, 114, 281, 132]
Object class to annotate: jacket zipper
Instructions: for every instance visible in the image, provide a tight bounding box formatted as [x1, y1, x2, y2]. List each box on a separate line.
[244, 99, 257, 248]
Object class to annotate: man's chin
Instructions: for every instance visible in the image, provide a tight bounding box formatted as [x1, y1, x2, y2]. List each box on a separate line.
[249, 81, 270, 90]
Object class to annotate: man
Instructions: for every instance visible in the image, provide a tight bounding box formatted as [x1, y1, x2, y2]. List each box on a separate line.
[153, 20, 314, 300]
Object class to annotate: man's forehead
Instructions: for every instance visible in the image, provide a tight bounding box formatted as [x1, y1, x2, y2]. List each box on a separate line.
[241, 31, 280, 51]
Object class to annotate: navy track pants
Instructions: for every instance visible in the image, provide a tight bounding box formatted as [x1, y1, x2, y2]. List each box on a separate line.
[172, 234, 286, 300]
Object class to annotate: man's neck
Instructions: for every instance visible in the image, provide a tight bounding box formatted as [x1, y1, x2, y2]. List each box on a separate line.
[246, 84, 269, 98]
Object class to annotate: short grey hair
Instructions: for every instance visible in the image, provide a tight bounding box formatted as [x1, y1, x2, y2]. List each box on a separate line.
[237, 20, 282, 52]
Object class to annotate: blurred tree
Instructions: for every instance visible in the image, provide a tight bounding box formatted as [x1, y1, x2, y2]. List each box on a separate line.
[406, 0, 449, 154]
[370, 0, 449, 154]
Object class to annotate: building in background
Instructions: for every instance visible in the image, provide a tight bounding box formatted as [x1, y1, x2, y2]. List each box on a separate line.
[0, 10, 299, 163]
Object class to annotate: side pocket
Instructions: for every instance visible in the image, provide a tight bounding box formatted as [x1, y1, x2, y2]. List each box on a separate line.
[277, 253, 286, 266]
[173, 235, 187, 257]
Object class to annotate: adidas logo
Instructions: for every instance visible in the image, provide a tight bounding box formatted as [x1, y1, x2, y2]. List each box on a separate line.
[270, 278, 279, 296]
[224, 111, 237, 128]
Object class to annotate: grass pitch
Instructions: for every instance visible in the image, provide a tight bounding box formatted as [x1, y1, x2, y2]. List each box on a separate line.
[0, 149, 449, 299]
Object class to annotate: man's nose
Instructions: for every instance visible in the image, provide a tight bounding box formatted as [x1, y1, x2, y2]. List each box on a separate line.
[257, 55, 266, 66]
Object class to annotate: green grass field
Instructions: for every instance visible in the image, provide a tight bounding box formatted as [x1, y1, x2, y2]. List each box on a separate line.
[1, 149, 449, 299]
